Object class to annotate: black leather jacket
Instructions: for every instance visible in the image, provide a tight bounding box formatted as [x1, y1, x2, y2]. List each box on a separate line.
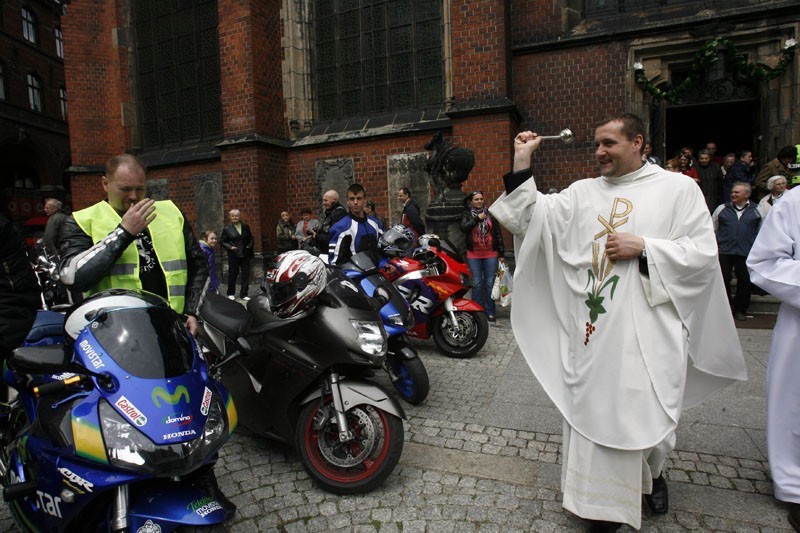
[58, 205, 208, 316]
[0, 215, 39, 354]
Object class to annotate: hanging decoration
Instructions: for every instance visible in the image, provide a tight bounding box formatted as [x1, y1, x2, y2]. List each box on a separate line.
[634, 37, 797, 103]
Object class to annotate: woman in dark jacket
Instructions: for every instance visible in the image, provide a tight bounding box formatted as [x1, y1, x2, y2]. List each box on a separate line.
[460, 191, 504, 322]
[276, 211, 297, 254]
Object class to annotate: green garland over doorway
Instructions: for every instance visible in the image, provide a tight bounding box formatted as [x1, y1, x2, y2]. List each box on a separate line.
[634, 37, 797, 103]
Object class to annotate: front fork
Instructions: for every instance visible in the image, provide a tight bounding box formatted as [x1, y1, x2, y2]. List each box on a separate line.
[110, 485, 129, 532]
[443, 296, 458, 327]
[328, 372, 353, 443]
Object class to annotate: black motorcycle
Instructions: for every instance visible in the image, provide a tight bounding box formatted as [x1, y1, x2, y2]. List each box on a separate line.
[30, 239, 72, 311]
[197, 268, 405, 494]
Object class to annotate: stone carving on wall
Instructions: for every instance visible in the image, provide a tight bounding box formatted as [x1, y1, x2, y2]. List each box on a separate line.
[315, 158, 354, 217]
[387, 153, 429, 226]
[194, 172, 224, 234]
[146, 178, 169, 201]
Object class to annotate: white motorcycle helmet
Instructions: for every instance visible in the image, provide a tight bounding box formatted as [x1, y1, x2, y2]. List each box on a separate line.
[417, 233, 440, 249]
[263, 250, 327, 318]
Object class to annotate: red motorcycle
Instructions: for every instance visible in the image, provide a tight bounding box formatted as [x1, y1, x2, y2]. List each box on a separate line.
[379, 234, 489, 358]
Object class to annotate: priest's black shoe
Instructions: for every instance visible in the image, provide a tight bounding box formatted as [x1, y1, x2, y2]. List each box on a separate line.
[789, 502, 800, 532]
[586, 519, 621, 532]
[644, 474, 669, 514]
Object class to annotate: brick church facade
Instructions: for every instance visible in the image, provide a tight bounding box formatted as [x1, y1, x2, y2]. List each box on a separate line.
[60, 0, 798, 260]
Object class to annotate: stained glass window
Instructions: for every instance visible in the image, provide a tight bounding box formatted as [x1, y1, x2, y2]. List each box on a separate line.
[132, 0, 222, 149]
[314, 0, 443, 121]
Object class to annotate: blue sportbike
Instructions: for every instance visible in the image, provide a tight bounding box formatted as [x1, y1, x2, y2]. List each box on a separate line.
[0, 289, 237, 532]
[339, 250, 430, 405]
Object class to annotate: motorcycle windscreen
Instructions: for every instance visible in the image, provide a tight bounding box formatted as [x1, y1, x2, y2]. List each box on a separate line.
[88, 307, 194, 378]
[324, 268, 375, 312]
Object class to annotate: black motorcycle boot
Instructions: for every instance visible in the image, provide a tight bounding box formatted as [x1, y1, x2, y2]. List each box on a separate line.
[190, 465, 237, 521]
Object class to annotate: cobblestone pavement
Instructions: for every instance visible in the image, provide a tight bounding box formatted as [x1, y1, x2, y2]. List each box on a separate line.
[0, 307, 788, 532]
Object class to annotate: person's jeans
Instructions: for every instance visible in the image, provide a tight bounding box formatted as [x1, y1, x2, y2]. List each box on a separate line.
[466, 256, 499, 317]
[227, 256, 251, 298]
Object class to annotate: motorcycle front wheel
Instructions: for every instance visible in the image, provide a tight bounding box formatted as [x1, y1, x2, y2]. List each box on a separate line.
[432, 310, 489, 358]
[387, 354, 429, 405]
[296, 399, 404, 495]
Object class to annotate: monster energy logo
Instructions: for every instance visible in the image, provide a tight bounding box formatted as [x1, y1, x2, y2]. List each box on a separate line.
[151, 385, 190, 407]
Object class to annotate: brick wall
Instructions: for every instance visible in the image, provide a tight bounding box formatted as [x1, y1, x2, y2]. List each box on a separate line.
[511, 43, 628, 190]
[62, 1, 131, 165]
[451, 0, 510, 103]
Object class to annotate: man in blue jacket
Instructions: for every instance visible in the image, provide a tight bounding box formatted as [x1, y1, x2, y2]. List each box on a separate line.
[712, 181, 764, 321]
[329, 183, 383, 265]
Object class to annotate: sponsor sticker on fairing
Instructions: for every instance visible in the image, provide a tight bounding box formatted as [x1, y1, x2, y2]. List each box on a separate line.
[200, 386, 212, 416]
[163, 413, 193, 426]
[58, 467, 93, 493]
[187, 496, 223, 517]
[136, 520, 162, 533]
[162, 429, 197, 440]
[78, 339, 105, 369]
[115, 396, 148, 426]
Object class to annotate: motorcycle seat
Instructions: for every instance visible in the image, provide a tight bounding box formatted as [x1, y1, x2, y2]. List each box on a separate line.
[10, 344, 68, 374]
[25, 310, 65, 344]
[200, 292, 251, 340]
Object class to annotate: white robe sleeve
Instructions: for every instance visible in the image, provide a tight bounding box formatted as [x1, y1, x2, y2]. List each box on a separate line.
[643, 182, 747, 385]
[747, 187, 800, 309]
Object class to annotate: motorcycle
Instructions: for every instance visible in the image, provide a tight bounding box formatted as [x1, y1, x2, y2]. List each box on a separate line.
[31, 240, 72, 312]
[339, 251, 430, 405]
[1, 289, 237, 532]
[197, 259, 406, 494]
[380, 235, 489, 358]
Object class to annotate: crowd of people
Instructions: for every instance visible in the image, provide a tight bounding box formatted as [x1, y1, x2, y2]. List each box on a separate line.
[642, 142, 797, 321]
[1, 123, 798, 532]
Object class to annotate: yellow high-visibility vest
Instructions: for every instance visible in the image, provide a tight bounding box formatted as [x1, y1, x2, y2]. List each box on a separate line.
[72, 200, 188, 312]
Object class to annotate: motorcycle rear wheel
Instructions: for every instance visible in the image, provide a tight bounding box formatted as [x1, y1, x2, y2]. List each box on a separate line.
[432, 310, 489, 358]
[296, 399, 403, 495]
[387, 354, 429, 405]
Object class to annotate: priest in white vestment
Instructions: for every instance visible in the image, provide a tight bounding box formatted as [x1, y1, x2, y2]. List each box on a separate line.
[490, 113, 748, 531]
[747, 185, 800, 532]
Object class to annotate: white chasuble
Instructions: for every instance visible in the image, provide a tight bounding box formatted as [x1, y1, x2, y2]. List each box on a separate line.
[747, 185, 800, 503]
[490, 163, 747, 451]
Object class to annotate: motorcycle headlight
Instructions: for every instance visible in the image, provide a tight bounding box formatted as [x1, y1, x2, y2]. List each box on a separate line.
[99, 396, 228, 476]
[350, 320, 387, 356]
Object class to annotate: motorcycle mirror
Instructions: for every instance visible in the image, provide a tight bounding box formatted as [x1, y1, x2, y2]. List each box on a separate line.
[373, 285, 392, 307]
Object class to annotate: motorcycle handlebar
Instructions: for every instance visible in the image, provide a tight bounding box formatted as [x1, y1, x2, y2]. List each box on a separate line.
[33, 375, 87, 398]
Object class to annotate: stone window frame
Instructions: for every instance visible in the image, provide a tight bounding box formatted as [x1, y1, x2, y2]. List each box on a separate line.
[281, 0, 453, 135]
[26, 72, 42, 112]
[54, 26, 64, 58]
[21, 6, 37, 45]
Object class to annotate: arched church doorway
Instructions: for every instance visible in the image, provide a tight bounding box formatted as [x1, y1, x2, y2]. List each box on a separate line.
[665, 99, 759, 162]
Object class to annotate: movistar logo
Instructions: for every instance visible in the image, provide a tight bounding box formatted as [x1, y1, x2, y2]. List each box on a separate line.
[151, 385, 190, 407]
